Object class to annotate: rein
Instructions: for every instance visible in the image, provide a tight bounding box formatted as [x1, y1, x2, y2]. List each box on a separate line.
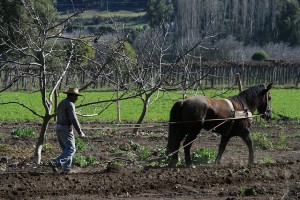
[144, 113, 265, 165]
[103, 113, 264, 166]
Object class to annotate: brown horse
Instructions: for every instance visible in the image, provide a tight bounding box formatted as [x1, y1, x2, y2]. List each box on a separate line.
[166, 83, 273, 167]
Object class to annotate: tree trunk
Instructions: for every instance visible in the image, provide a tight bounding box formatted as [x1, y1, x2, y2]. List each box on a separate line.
[132, 94, 151, 135]
[33, 115, 52, 164]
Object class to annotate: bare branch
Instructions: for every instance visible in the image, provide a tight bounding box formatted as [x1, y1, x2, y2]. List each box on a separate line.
[0, 101, 43, 118]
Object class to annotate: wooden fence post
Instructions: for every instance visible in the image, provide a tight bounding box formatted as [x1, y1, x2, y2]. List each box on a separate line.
[236, 73, 243, 92]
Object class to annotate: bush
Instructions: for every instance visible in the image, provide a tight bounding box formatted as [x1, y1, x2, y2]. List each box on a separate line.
[251, 50, 269, 61]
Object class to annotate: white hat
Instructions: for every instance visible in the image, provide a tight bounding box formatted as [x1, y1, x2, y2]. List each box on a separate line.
[64, 88, 82, 96]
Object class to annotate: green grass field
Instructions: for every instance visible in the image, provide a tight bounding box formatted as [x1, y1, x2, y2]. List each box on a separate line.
[0, 88, 299, 122]
[59, 10, 146, 19]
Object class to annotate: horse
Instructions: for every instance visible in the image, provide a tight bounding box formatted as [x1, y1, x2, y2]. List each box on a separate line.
[166, 83, 273, 168]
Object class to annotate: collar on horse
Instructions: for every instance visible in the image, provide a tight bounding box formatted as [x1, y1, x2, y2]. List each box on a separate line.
[224, 99, 253, 136]
[224, 99, 252, 119]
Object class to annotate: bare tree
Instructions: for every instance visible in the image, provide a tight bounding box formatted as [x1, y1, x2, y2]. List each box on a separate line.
[121, 7, 222, 134]
[0, 1, 128, 163]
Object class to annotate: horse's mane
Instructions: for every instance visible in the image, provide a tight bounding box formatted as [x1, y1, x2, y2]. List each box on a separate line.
[229, 84, 265, 111]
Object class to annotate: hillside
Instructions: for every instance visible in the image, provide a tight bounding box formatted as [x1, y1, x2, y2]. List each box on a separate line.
[55, 0, 148, 12]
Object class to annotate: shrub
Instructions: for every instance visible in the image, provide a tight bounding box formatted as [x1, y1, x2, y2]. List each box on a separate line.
[11, 127, 35, 138]
[251, 50, 269, 61]
[192, 147, 216, 164]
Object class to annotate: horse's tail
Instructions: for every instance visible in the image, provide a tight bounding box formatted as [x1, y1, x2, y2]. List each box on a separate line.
[167, 101, 183, 155]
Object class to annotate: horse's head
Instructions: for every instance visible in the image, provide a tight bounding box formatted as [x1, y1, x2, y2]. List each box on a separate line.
[258, 83, 273, 120]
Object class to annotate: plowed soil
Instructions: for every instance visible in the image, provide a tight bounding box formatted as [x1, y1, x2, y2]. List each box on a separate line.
[0, 120, 299, 200]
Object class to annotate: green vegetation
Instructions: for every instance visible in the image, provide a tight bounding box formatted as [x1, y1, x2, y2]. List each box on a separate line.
[275, 134, 288, 150]
[63, 38, 96, 65]
[251, 50, 269, 61]
[76, 138, 87, 152]
[60, 10, 146, 19]
[0, 132, 4, 140]
[252, 132, 288, 150]
[0, 88, 299, 122]
[42, 143, 53, 153]
[147, 0, 174, 28]
[271, 89, 300, 119]
[73, 154, 99, 167]
[252, 132, 273, 150]
[0, 144, 10, 151]
[128, 141, 151, 161]
[192, 147, 216, 164]
[0, 0, 57, 53]
[238, 186, 257, 197]
[136, 146, 151, 161]
[11, 127, 36, 138]
[73, 138, 99, 167]
[259, 155, 276, 164]
[276, 0, 300, 46]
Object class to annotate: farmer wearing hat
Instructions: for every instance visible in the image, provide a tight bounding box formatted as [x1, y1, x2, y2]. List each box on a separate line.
[49, 88, 85, 174]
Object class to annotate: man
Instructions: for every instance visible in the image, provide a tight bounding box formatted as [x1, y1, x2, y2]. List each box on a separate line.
[49, 88, 85, 174]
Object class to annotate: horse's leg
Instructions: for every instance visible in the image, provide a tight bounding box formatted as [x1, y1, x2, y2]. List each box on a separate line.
[168, 133, 185, 168]
[183, 132, 198, 167]
[240, 129, 254, 166]
[168, 144, 180, 168]
[215, 135, 230, 164]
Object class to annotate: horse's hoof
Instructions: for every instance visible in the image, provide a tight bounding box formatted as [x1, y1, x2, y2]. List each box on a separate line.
[247, 162, 254, 168]
[186, 163, 196, 168]
[168, 160, 177, 168]
[190, 164, 196, 169]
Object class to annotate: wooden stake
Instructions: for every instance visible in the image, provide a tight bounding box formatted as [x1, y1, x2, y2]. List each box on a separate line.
[236, 73, 243, 92]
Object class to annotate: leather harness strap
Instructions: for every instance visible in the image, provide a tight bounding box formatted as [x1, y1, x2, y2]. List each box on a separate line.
[224, 99, 235, 116]
[224, 98, 253, 119]
[223, 98, 253, 136]
[224, 99, 235, 136]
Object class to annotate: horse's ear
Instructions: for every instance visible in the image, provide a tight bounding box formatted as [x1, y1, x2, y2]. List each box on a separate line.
[266, 82, 273, 91]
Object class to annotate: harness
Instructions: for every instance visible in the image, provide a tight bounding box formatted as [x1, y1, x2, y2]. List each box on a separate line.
[224, 99, 253, 136]
[224, 99, 253, 119]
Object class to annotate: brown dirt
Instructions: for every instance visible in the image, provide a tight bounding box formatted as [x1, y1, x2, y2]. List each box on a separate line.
[0, 120, 299, 200]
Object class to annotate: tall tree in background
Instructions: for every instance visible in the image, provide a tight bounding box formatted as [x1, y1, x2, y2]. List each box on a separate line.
[276, 0, 300, 46]
[174, 0, 300, 47]
[174, 0, 224, 44]
[0, 0, 55, 53]
[146, 0, 174, 33]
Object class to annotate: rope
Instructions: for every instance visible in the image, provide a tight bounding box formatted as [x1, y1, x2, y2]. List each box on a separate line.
[144, 119, 230, 164]
[143, 113, 264, 165]
[93, 114, 263, 167]
[82, 114, 263, 131]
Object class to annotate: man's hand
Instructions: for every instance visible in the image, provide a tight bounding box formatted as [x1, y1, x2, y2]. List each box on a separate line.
[79, 132, 86, 138]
